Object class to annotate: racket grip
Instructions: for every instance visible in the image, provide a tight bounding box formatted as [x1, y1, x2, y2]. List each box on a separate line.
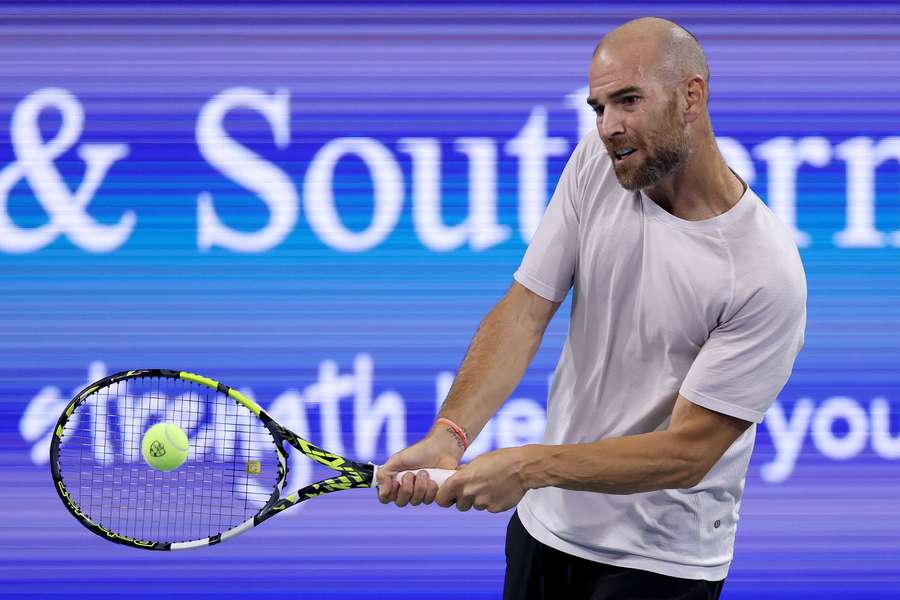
[396, 468, 456, 486]
[373, 466, 456, 488]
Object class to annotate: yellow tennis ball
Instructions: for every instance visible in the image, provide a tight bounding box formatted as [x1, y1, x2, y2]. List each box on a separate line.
[141, 423, 189, 472]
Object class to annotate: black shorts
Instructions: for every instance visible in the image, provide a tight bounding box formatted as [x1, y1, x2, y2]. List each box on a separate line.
[504, 510, 726, 600]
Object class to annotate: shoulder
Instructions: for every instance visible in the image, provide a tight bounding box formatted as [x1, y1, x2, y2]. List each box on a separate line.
[725, 191, 807, 320]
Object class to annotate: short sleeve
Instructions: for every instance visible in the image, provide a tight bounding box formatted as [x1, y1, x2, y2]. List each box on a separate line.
[679, 276, 807, 424]
[513, 136, 588, 302]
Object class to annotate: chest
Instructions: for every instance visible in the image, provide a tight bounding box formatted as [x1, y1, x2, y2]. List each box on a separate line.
[574, 196, 731, 354]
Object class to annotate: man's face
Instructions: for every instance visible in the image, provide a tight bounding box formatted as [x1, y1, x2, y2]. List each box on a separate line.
[588, 49, 691, 191]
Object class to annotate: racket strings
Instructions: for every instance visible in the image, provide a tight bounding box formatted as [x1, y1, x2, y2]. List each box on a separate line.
[57, 375, 280, 544]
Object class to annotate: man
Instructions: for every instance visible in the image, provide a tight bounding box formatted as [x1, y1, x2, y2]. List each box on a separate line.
[377, 16, 806, 600]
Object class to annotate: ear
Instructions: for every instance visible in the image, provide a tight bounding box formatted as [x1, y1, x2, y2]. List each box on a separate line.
[682, 75, 707, 123]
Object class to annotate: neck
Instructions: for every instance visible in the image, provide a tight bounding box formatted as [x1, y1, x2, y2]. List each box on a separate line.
[643, 131, 745, 221]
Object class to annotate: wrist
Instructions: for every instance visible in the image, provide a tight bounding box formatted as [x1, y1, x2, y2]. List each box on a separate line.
[429, 420, 468, 460]
[519, 444, 554, 490]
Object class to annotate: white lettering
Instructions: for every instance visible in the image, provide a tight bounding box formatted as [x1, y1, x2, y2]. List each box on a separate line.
[833, 136, 900, 247]
[752, 136, 830, 247]
[496, 398, 546, 448]
[20, 360, 900, 486]
[567, 85, 595, 139]
[304, 138, 403, 251]
[25, 361, 109, 465]
[0, 88, 132, 253]
[760, 398, 814, 483]
[401, 138, 464, 251]
[811, 396, 869, 460]
[20, 386, 69, 465]
[505, 106, 569, 242]
[353, 354, 406, 460]
[455, 138, 511, 250]
[871, 397, 900, 459]
[400, 138, 509, 251]
[119, 390, 167, 462]
[196, 87, 296, 252]
[303, 359, 355, 456]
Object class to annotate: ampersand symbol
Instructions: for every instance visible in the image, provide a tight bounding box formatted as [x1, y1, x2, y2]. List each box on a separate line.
[0, 87, 135, 253]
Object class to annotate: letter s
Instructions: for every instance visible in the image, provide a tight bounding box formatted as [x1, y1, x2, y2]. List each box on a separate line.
[196, 87, 296, 252]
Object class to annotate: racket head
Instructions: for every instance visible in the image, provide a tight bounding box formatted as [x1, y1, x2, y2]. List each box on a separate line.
[50, 369, 286, 550]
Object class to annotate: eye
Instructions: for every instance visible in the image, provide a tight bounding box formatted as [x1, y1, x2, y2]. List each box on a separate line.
[622, 95, 640, 106]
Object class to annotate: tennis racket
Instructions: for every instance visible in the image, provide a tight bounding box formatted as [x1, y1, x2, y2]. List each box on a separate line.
[50, 369, 454, 550]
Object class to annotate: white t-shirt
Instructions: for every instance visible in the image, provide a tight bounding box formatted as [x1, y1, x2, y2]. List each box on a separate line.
[513, 129, 807, 581]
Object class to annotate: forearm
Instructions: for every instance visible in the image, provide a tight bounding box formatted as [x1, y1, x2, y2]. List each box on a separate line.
[437, 286, 552, 443]
[521, 430, 702, 495]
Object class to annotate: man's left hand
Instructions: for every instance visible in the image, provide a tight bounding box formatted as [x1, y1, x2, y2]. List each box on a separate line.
[435, 446, 538, 513]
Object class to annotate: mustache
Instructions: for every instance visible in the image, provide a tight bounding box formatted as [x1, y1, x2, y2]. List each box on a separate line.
[604, 140, 641, 152]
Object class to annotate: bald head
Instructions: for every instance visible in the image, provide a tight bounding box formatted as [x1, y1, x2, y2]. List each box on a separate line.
[587, 18, 713, 192]
[594, 17, 709, 87]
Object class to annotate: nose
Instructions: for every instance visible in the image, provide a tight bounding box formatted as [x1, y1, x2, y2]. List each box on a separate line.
[598, 109, 625, 140]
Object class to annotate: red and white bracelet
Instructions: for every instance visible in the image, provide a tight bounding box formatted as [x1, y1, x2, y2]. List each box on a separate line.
[436, 417, 469, 450]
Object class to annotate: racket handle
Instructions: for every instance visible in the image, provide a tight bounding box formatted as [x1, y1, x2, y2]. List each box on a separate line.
[373, 466, 456, 488]
[395, 468, 456, 486]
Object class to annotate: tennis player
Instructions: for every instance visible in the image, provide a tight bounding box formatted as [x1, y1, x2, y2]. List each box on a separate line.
[377, 17, 806, 599]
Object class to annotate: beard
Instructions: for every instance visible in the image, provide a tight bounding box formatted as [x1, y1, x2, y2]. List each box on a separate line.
[610, 100, 691, 192]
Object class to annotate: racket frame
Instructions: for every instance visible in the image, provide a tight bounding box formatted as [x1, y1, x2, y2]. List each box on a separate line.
[50, 368, 376, 551]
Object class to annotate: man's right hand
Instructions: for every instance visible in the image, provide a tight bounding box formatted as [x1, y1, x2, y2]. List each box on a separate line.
[377, 425, 465, 507]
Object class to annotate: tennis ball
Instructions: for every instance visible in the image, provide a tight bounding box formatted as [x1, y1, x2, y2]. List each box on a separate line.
[141, 423, 189, 472]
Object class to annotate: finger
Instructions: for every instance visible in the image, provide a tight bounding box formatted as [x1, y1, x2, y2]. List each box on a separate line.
[380, 478, 399, 504]
[390, 479, 401, 503]
[423, 479, 439, 505]
[376, 469, 393, 503]
[455, 492, 474, 512]
[409, 470, 430, 506]
[396, 472, 415, 507]
[379, 459, 397, 476]
[378, 480, 390, 504]
[435, 478, 458, 508]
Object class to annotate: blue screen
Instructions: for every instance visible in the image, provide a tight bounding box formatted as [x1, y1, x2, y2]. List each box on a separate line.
[2, 2, 899, 598]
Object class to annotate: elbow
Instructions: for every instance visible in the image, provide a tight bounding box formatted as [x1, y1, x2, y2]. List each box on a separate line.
[675, 447, 712, 489]
[680, 468, 706, 489]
